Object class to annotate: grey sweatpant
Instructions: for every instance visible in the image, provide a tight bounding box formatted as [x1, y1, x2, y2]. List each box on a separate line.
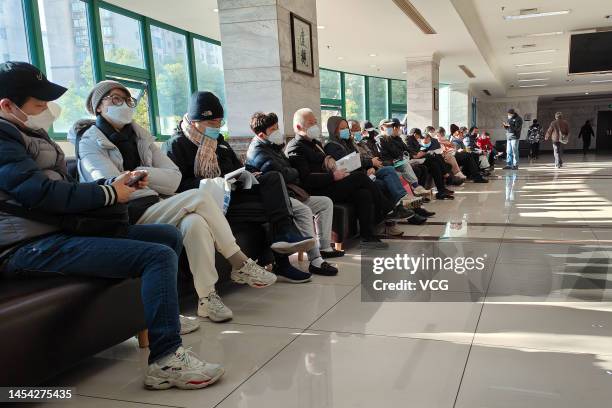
[290, 196, 333, 261]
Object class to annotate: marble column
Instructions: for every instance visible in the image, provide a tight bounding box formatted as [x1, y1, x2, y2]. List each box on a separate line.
[405, 54, 440, 130]
[218, 0, 321, 140]
[448, 83, 472, 127]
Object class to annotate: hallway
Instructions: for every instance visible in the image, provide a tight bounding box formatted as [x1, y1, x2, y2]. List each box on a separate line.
[44, 154, 612, 408]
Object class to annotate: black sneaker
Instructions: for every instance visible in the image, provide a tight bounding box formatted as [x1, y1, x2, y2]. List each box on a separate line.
[447, 176, 464, 186]
[472, 176, 489, 183]
[309, 261, 338, 276]
[320, 249, 345, 259]
[360, 237, 389, 250]
[387, 205, 413, 220]
[414, 207, 435, 217]
[274, 264, 312, 283]
[511, 166, 519, 170]
[502, 165, 512, 170]
[407, 214, 427, 225]
[436, 192, 455, 200]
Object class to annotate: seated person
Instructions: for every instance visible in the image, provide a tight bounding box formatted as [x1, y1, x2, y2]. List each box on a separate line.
[244, 111, 341, 276]
[363, 121, 431, 197]
[285, 108, 392, 249]
[449, 124, 490, 177]
[424, 125, 466, 180]
[163, 92, 315, 284]
[323, 115, 426, 227]
[381, 121, 455, 199]
[350, 120, 434, 219]
[477, 131, 497, 169]
[74, 83, 278, 323]
[466, 126, 479, 149]
[0, 61, 222, 390]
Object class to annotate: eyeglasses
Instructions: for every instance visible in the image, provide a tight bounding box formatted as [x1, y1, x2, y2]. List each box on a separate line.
[102, 95, 138, 108]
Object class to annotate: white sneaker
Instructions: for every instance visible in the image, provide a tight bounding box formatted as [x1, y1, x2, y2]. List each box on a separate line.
[145, 346, 224, 390]
[455, 171, 467, 180]
[413, 185, 431, 196]
[198, 292, 233, 322]
[231, 258, 277, 288]
[179, 315, 200, 335]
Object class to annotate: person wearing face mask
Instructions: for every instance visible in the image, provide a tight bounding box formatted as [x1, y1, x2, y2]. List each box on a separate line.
[502, 108, 523, 170]
[245, 111, 343, 276]
[323, 116, 426, 227]
[448, 124, 488, 182]
[164, 92, 316, 285]
[75, 84, 281, 324]
[285, 108, 393, 249]
[0, 62, 225, 390]
[348, 120, 435, 220]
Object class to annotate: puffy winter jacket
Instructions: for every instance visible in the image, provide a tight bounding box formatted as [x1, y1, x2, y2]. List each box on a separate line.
[505, 114, 523, 140]
[245, 136, 300, 185]
[284, 135, 334, 194]
[69, 119, 181, 200]
[0, 119, 117, 259]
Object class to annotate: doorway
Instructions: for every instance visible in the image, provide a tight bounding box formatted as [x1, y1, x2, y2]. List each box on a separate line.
[596, 111, 612, 151]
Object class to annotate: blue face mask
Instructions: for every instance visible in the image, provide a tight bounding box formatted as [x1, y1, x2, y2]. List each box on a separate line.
[204, 126, 220, 139]
[385, 127, 394, 136]
[353, 132, 362, 142]
[420, 140, 431, 148]
[339, 128, 350, 140]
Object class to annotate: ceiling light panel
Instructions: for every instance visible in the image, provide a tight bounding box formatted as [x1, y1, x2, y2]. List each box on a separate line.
[504, 10, 570, 21]
[392, 0, 436, 34]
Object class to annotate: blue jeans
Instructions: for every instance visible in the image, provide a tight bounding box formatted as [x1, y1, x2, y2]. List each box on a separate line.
[506, 139, 519, 167]
[374, 166, 407, 204]
[4, 224, 183, 364]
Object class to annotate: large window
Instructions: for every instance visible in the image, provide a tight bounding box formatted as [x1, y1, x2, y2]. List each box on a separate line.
[0, 0, 30, 62]
[368, 77, 388, 127]
[320, 69, 341, 100]
[38, 0, 95, 133]
[99, 7, 145, 69]
[321, 108, 342, 137]
[390, 79, 406, 107]
[345, 74, 365, 120]
[150, 25, 190, 135]
[194, 38, 225, 109]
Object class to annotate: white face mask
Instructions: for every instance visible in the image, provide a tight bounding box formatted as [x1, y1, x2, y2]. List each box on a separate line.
[306, 124, 321, 140]
[267, 129, 284, 145]
[13, 101, 61, 131]
[105, 103, 135, 126]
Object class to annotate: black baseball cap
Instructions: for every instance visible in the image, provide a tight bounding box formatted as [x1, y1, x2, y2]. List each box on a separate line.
[0, 61, 67, 102]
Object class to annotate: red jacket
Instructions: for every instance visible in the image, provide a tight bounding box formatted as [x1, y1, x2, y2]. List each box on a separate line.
[476, 136, 493, 152]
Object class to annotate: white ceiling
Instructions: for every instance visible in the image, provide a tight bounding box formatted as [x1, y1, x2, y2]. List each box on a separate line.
[106, 0, 612, 99]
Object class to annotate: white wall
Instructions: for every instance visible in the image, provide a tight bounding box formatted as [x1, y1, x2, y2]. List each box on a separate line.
[537, 98, 612, 151]
[476, 97, 538, 142]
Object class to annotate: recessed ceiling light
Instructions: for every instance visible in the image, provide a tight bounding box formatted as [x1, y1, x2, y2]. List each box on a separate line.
[585, 92, 590, 94]
[369, 64, 377, 68]
[317, 25, 325, 29]
[515, 62, 553, 67]
[504, 10, 570, 21]
[510, 49, 557, 55]
[369, 54, 377, 57]
[337, 56, 344, 60]
[507, 31, 564, 39]
[517, 70, 553, 75]
[519, 84, 548, 88]
[401, 71, 407, 74]
[213, 8, 218, 12]
[590, 79, 612, 83]
[518, 78, 549, 82]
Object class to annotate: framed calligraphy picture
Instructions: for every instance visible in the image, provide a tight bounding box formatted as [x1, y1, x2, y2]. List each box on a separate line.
[290, 12, 314, 76]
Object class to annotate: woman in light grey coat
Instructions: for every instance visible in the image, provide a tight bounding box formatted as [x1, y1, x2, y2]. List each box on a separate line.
[71, 80, 277, 323]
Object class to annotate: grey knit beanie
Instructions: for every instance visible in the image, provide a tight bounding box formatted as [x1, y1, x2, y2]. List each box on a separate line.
[86, 80, 130, 115]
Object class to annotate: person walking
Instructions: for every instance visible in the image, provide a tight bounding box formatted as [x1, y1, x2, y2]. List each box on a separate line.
[527, 119, 543, 159]
[578, 120, 594, 155]
[502, 108, 523, 170]
[545, 112, 570, 169]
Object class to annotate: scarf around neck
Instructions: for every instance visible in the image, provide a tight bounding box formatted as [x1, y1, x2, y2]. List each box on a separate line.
[180, 115, 221, 179]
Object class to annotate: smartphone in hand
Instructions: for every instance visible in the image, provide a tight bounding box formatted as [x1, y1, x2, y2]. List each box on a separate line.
[127, 171, 148, 187]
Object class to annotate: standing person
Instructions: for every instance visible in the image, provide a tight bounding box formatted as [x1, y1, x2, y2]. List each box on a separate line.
[527, 119, 543, 159]
[545, 112, 570, 169]
[75, 83, 280, 323]
[578, 120, 594, 155]
[502, 108, 523, 170]
[0, 61, 223, 390]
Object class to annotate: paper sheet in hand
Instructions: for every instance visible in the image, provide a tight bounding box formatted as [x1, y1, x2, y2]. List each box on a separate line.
[335, 152, 361, 173]
[223, 167, 259, 190]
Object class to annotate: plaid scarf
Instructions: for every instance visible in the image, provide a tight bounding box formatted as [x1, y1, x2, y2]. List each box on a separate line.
[180, 115, 221, 179]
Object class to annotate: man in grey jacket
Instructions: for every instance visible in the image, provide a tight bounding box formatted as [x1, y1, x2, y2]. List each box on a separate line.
[502, 108, 523, 170]
[545, 112, 570, 168]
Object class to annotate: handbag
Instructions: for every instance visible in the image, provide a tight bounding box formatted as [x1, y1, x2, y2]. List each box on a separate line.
[0, 200, 129, 237]
[199, 177, 232, 214]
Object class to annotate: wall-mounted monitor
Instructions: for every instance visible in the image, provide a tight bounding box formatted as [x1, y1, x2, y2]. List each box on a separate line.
[569, 31, 612, 75]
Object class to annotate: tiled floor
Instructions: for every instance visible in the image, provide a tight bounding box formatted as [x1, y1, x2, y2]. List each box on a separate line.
[38, 155, 612, 407]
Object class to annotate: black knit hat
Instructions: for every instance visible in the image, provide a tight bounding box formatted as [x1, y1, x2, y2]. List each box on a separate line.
[188, 91, 224, 121]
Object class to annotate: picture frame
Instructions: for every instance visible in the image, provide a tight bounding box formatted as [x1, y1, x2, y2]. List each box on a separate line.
[290, 12, 314, 76]
[433, 87, 439, 111]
